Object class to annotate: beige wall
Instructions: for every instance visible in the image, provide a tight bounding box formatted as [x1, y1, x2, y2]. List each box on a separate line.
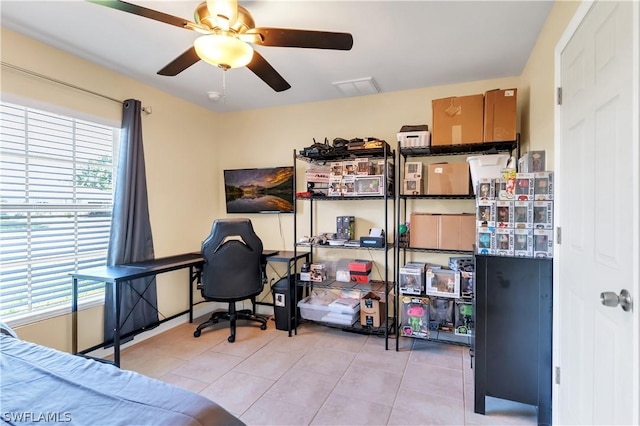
[2, 0, 579, 351]
[520, 0, 581, 169]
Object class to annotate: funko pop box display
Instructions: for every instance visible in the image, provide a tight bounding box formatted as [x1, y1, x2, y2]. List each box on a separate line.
[514, 200, 534, 229]
[426, 268, 460, 299]
[495, 228, 515, 257]
[533, 201, 554, 230]
[429, 298, 455, 332]
[399, 264, 425, 295]
[495, 200, 514, 228]
[515, 173, 535, 201]
[514, 229, 534, 257]
[534, 171, 554, 200]
[533, 229, 554, 258]
[401, 296, 430, 339]
[476, 199, 496, 228]
[476, 226, 495, 255]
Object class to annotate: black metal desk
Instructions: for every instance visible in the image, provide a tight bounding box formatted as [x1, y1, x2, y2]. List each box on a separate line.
[70, 253, 204, 367]
[70, 250, 309, 367]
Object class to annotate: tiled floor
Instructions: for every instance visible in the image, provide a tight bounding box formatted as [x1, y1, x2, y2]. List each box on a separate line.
[120, 317, 538, 425]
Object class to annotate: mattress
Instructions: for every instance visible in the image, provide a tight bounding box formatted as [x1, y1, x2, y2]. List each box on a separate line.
[0, 322, 243, 426]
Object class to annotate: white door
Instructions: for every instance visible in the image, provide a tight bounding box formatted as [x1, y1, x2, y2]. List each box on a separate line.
[555, 1, 639, 425]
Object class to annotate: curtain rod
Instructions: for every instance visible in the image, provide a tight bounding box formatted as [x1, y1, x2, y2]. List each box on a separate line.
[1, 61, 152, 114]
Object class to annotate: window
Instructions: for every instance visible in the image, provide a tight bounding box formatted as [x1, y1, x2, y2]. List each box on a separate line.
[0, 101, 119, 324]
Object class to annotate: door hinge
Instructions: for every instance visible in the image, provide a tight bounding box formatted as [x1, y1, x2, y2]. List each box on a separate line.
[557, 87, 563, 105]
[556, 226, 562, 244]
[555, 366, 561, 384]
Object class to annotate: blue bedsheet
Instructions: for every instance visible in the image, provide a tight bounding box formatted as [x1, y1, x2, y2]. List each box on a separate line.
[0, 326, 243, 426]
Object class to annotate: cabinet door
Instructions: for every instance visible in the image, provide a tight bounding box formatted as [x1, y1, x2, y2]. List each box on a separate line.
[475, 256, 552, 406]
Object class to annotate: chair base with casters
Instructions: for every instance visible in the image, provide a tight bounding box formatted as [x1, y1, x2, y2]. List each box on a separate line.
[193, 297, 267, 343]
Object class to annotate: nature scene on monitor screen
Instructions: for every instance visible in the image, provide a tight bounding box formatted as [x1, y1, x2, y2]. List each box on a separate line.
[224, 167, 294, 213]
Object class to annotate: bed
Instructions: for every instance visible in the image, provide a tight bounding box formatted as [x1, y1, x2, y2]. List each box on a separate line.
[0, 322, 244, 426]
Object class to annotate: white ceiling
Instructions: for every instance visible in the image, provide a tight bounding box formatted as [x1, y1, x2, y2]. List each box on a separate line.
[0, 1, 554, 113]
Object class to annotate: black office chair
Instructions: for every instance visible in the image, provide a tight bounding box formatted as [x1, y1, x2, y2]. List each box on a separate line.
[193, 218, 268, 342]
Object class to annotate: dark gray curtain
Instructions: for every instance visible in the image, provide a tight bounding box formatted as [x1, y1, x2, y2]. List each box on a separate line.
[104, 99, 157, 344]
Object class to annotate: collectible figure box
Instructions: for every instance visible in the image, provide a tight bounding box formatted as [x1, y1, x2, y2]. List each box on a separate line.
[432, 94, 484, 146]
[404, 162, 423, 179]
[497, 168, 516, 200]
[403, 179, 423, 195]
[518, 150, 546, 173]
[495, 228, 514, 256]
[355, 158, 371, 175]
[515, 173, 535, 201]
[449, 256, 474, 272]
[460, 271, 474, 298]
[455, 301, 474, 336]
[328, 176, 343, 196]
[371, 159, 394, 178]
[533, 201, 553, 230]
[336, 216, 355, 240]
[534, 171, 554, 200]
[533, 229, 554, 258]
[476, 199, 496, 227]
[401, 296, 430, 339]
[429, 298, 455, 332]
[514, 200, 534, 229]
[514, 229, 533, 257]
[495, 200, 514, 228]
[342, 175, 356, 196]
[360, 292, 385, 327]
[310, 263, 327, 282]
[426, 162, 471, 195]
[329, 161, 343, 177]
[399, 265, 425, 295]
[355, 175, 384, 196]
[483, 88, 517, 142]
[476, 226, 495, 255]
[426, 268, 460, 299]
[342, 161, 357, 175]
[476, 178, 495, 200]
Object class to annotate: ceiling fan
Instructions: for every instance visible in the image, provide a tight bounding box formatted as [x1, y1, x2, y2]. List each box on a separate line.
[88, 0, 354, 92]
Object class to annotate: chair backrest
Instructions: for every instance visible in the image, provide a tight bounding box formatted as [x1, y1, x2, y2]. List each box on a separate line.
[201, 218, 264, 301]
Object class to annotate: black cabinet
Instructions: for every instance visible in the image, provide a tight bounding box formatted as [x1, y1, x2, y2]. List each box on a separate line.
[474, 255, 552, 426]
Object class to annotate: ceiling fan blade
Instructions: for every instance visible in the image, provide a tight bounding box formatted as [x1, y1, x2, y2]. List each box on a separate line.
[87, 0, 197, 30]
[246, 51, 291, 92]
[157, 47, 201, 76]
[248, 28, 353, 50]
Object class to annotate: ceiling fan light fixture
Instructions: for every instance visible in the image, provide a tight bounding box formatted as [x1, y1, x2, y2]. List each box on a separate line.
[194, 34, 254, 69]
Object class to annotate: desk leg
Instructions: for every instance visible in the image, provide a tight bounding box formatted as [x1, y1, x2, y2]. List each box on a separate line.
[113, 282, 121, 368]
[189, 266, 194, 323]
[72, 277, 78, 354]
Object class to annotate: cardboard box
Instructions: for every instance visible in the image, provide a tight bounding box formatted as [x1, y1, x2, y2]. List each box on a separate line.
[484, 88, 517, 142]
[409, 213, 439, 249]
[348, 259, 372, 273]
[426, 162, 471, 195]
[360, 292, 385, 327]
[409, 213, 475, 251]
[438, 214, 476, 251]
[432, 94, 484, 145]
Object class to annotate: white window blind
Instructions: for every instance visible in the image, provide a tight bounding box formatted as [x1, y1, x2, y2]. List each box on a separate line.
[0, 101, 119, 322]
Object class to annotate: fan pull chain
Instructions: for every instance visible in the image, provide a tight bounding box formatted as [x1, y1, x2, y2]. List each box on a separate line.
[221, 70, 227, 103]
